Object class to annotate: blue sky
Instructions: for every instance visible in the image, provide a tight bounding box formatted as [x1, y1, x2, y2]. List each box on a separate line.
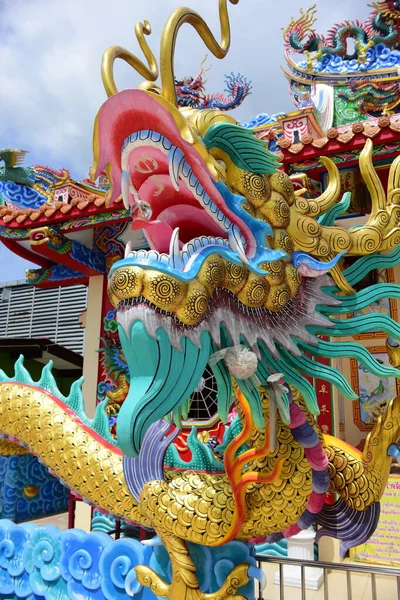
[0, 0, 370, 283]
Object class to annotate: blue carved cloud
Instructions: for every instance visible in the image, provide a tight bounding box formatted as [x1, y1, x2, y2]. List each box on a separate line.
[99, 538, 154, 600]
[0, 520, 259, 600]
[299, 43, 400, 74]
[60, 529, 112, 600]
[0, 520, 34, 598]
[23, 524, 67, 600]
[0, 181, 47, 210]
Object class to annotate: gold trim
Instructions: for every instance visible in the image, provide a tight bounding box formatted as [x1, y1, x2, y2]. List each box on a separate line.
[160, 0, 239, 106]
[101, 1, 239, 105]
[101, 21, 159, 98]
[284, 53, 400, 81]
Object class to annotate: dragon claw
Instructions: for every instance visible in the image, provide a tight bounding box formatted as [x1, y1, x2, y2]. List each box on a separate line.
[135, 562, 250, 600]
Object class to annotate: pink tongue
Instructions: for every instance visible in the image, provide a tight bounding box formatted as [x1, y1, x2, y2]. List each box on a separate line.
[132, 220, 173, 253]
[157, 205, 225, 241]
[132, 205, 226, 252]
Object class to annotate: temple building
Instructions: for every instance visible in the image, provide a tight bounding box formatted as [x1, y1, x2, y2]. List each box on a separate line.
[0, 0, 400, 573]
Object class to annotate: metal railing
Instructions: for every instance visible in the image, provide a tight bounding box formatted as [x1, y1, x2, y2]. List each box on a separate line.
[255, 555, 400, 600]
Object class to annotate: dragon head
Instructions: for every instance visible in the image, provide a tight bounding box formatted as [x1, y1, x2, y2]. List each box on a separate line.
[95, 90, 300, 322]
[370, 0, 400, 20]
[91, 2, 400, 458]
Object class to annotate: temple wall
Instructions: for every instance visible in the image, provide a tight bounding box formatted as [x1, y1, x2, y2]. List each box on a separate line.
[81, 274, 104, 419]
[75, 273, 104, 531]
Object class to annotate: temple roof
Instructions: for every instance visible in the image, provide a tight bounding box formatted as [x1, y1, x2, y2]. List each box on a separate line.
[278, 113, 400, 157]
[0, 190, 123, 229]
[0, 151, 123, 231]
[279, 2, 400, 122]
[283, 3, 400, 78]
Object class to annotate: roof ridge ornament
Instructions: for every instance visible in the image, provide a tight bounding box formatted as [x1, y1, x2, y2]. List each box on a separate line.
[283, 1, 400, 73]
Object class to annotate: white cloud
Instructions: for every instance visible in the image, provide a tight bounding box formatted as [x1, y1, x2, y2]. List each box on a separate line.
[0, 0, 371, 179]
[0, 0, 373, 281]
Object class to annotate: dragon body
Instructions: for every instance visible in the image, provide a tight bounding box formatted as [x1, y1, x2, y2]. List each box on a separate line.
[284, 2, 400, 68]
[175, 69, 251, 111]
[3, 2, 400, 598]
[339, 80, 400, 116]
[0, 362, 400, 599]
[0, 367, 398, 599]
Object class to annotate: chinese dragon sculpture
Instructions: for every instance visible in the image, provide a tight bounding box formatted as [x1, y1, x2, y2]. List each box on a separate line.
[284, 1, 400, 69]
[175, 57, 251, 110]
[1, 2, 400, 599]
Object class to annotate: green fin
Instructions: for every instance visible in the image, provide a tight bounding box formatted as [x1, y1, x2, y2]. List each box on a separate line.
[204, 122, 281, 175]
[318, 191, 351, 226]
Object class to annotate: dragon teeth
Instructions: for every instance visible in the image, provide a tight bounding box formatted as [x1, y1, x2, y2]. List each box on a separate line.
[124, 247, 168, 264]
[147, 250, 160, 261]
[150, 131, 162, 144]
[159, 253, 170, 265]
[181, 250, 189, 266]
[121, 129, 248, 249]
[139, 130, 151, 141]
[216, 209, 225, 223]
[121, 171, 130, 211]
[195, 182, 205, 198]
[168, 146, 185, 192]
[228, 225, 247, 263]
[125, 241, 134, 258]
[181, 236, 229, 260]
[122, 131, 172, 154]
[169, 227, 183, 270]
[124, 236, 229, 266]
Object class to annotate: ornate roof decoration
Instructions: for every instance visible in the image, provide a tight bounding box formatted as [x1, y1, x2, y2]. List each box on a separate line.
[278, 113, 400, 157]
[283, 2, 400, 74]
[175, 56, 251, 111]
[0, 149, 118, 230]
[239, 1, 400, 158]
[282, 2, 400, 122]
[0, 189, 123, 229]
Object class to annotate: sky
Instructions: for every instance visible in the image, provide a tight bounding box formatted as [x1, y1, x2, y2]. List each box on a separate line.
[0, 0, 371, 283]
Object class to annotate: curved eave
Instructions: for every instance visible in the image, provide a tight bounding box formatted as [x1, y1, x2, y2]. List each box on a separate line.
[279, 121, 400, 170]
[0, 196, 127, 234]
[282, 58, 400, 86]
[1, 237, 53, 268]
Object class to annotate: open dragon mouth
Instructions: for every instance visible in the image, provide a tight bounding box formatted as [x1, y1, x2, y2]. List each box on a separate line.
[116, 124, 287, 281]
[120, 128, 245, 274]
[93, 89, 287, 284]
[91, 88, 339, 458]
[122, 130, 241, 248]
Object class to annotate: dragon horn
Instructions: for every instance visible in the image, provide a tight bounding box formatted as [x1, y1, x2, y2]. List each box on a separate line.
[101, 21, 159, 98]
[160, 0, 239, 106]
